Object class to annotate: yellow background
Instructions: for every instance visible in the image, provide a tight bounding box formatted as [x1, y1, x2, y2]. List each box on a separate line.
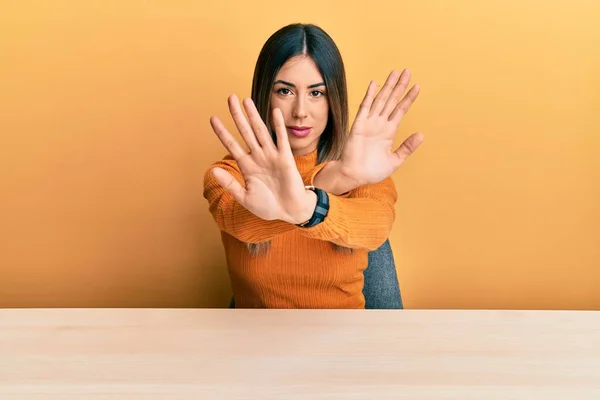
[1, 1, 599, 309]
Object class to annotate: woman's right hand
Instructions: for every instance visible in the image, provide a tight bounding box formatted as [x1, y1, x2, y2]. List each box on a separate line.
[209, 95, 316, 225]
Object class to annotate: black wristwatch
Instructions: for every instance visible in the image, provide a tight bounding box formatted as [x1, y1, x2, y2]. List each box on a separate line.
[296, 185, 329, 228]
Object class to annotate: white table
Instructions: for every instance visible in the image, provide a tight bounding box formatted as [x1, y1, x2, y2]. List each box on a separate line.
[1, 308, 599, 399]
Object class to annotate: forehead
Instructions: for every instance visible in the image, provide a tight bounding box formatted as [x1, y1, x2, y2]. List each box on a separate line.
[275, 55, 324, 84]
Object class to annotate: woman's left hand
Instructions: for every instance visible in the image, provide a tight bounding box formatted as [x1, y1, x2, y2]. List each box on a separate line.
[338, 69, 423, 187]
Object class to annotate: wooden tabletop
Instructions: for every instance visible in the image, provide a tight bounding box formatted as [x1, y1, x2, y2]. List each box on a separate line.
[1, 308, 599, 399]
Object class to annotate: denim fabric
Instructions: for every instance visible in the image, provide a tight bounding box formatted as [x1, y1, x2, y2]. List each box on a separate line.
[228, 239, 402, 309]
[363, 239, 403, 309]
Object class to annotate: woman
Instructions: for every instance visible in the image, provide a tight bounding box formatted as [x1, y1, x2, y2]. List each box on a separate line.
[203, 23, 423, 308]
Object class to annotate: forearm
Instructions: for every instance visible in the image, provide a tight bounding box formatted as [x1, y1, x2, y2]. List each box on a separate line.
[208, 192, 295, 243]
[298, 178, 397, 250]
[209, 190, 317, 243]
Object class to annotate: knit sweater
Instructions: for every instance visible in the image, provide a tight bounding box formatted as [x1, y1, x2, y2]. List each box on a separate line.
[203, 149, 397, 308]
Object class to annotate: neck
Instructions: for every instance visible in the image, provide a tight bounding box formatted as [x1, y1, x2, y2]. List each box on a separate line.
[292, 146, 317, 157]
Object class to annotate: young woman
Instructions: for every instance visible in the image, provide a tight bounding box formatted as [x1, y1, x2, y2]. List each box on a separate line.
[203, 23, 423, 308]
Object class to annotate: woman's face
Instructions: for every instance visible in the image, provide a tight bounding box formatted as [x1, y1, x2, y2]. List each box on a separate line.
[270, 55, 329, 156]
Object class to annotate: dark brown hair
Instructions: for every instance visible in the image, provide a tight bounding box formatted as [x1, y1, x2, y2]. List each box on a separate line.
[251, 23, 349, 163]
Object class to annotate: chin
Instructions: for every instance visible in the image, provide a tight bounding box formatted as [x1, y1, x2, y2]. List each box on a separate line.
[288, 135, 319, 155]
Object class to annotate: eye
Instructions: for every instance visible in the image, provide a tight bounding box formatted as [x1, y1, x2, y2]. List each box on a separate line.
[310, 90, 325, 97]
[276, 88, 292, 96]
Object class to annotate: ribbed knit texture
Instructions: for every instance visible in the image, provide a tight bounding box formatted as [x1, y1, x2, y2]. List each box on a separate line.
[203, 149, 397, 308]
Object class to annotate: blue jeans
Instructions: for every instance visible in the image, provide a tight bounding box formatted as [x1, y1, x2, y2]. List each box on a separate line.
[363, 239, 403, 309]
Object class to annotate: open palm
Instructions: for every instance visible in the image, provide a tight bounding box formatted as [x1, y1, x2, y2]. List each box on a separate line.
[209, 95, 313, 224]
[341, 69, 423, 186]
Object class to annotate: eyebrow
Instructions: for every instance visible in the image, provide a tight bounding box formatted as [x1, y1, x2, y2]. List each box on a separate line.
[273, 80, 326, 89]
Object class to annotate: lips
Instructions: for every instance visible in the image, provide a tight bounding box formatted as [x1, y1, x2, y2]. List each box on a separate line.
[286, 126, 312, 138]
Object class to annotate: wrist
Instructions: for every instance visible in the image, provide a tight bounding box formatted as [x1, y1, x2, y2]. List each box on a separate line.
[314, 161, 361, 196]
[295, 186, 330, 228]
[337, 161, 364, 191]
[288, 188, 317, 225]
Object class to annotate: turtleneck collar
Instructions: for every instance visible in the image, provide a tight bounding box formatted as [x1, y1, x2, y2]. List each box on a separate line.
[293, 149, 319, 173]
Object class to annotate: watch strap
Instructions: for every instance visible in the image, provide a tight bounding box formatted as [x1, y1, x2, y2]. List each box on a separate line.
[296, 185, 329, 228]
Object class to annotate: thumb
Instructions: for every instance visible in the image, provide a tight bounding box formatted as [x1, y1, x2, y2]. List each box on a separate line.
[212, 167, 246, 205]
[394, 132, 424, 165]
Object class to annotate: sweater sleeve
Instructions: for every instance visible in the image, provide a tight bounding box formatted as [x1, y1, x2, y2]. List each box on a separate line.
[203, 156, 297, 243]
[297, 177, 397, 251]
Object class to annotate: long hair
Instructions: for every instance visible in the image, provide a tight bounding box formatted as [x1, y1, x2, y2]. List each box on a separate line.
[247, 23, 350, 256]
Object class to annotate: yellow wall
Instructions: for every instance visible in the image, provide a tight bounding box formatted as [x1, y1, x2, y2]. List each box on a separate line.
[1, 1, 599, 309]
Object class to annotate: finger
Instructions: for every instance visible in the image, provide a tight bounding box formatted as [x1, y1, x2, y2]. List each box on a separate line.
[369, 70, 401, 116]
[212, 167, 246, 206]
[243, 97, 276, 151]
[381, 68, 411, 117]
[356, 80, 377, 119]
[389, 84, 420, 122]
[393, 132, 424, 166]
[272, 108, 292, 156]
[228, 94, 260, 152]
[209, 116, 246, 160]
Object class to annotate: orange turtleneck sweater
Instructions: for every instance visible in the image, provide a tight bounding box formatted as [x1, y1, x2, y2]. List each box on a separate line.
[203, 149, 397, 309]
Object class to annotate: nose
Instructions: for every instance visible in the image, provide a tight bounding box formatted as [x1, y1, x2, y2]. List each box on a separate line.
[292, 97, 308, 119]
